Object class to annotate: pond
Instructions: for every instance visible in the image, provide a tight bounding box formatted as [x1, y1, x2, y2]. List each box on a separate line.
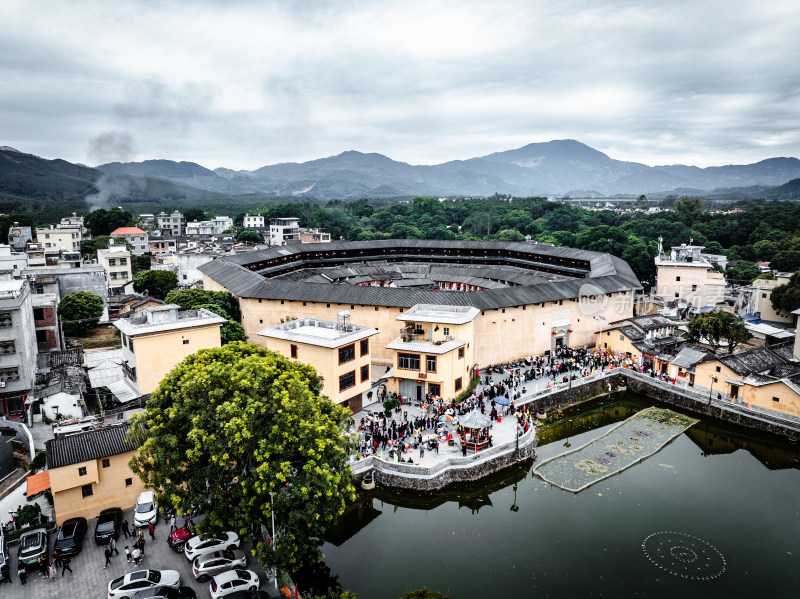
[307, 392, 800, 598]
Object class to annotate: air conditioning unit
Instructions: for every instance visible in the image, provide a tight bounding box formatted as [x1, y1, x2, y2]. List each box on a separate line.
[0, 381, 5, 388]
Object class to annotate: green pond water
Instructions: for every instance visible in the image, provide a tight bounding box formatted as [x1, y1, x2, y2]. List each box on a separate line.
[309, 392, 800, 598]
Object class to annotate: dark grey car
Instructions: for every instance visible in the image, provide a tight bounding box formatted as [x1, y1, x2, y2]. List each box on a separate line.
[18, 527, 48, 567]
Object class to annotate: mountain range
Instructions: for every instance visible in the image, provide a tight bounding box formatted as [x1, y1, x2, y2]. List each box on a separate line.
[3, 141, 800, 215]
[97, 140, 800, 199]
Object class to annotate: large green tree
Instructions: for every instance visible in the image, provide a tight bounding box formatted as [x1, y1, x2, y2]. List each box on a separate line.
[58, 291, 104, 336]
[193, 303, 247, 344]
[128, 343, 356, 573]
[133, 270, 178, 299]
[164, 289, 241, 321]
[687, 310, 751, 353]
[771, 270, 800, 316]
[725, 260, 762, 284]
[236, 228, 265, 244]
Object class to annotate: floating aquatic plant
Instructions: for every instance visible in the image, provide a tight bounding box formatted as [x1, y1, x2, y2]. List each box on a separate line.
[533, 407, 698, 492]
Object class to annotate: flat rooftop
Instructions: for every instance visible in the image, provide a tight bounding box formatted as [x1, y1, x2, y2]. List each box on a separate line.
[397, 304, 480, 325]
[258, 317, 378, 348]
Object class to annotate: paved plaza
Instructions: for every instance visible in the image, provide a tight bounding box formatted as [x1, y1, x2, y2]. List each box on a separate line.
[0, 507, 279, 599]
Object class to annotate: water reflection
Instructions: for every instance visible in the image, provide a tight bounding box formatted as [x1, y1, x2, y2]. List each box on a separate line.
[318, 392, 800, 598]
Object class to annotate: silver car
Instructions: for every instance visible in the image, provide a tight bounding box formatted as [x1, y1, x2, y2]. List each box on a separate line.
[191, 549, 247, 582]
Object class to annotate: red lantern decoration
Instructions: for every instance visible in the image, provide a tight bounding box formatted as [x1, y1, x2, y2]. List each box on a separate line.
[568, 329, 573, 332]
[552, 331, 558, 335]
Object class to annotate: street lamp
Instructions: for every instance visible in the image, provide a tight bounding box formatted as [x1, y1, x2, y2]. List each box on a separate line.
[708, 377, 715, 405]
[594, 315, 606, 348]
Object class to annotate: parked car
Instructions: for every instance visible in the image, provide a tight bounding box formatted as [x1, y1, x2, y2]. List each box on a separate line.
[183, 531, 240, 560]
[95, 507, 123, 544]
[18, 527, 49, 567]
[130, 585, 197, 599]
[210, 569, 259, 599]
[224, 592, 270, 599]
[108, 569, 181, 599]
[134, 491, 158, 527]
[0, 531, 9, 570]
[192, 550, 247, 582]
[168, 526, 196, 553]
[54, 517, 87, 556]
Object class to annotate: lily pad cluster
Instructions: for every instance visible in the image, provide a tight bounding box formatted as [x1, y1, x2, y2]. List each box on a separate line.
[533, 407, 698, 492]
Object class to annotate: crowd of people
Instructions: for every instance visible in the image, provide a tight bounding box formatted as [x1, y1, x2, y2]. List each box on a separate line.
[354, 346, 645, 464]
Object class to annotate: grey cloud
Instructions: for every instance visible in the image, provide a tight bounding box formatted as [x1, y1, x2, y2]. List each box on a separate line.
[114, 79, 217, 134]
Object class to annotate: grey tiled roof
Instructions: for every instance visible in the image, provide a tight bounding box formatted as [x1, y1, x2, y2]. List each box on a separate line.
[719, 346, 786, 376]
[198, 239, 641, 309]
[46, 424, 137, 469]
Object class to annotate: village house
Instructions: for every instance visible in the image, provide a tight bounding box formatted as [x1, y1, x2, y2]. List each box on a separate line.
[114, 304, 226, 396]
[258, 314, 378, 411]
[46, 424, 146, 525]
[385, 304, 478, 403]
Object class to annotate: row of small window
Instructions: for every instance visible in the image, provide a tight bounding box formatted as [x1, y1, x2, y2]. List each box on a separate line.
[397, 348, 465, 372]
[78, 458, 111, 475]
[337, 339, 369, 365]
[108, 258, 128, 266]
[121, 333, 134, 352]
[110, 272, 129, 280]
[81, 477, 134, 498]
[339, 365, 370, 392]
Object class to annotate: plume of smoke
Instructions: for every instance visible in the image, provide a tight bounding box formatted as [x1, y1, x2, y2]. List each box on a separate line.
[86, 131, 142, 211]
[88, 130, 138, 164]
[85, 173, 146, 212]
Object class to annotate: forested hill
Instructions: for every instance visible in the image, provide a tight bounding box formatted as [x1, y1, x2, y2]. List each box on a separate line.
[0, 146, 243, 222]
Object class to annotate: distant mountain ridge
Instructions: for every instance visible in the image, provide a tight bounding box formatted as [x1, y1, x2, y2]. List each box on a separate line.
[97, 140, 800, 199]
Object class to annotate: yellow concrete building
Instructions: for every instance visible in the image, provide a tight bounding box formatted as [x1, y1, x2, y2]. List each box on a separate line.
[114, 304, 226, 396]
[199, 240, 641, 369]
[654, 243, 726, 308]
[597, 315, 682, 371]
[257, 314, 378, 411]
[692, 341, 800, 417]
[747, 275, 793, 323]
[385, 304, 479, 401]
[46, 424, 145, 525]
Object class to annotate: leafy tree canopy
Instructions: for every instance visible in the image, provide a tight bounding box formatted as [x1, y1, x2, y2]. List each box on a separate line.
[164, 288, 241, 321]
[236, 228, 265, 244]
[85, 207, 133, 236]
[183, 207, 205, 222]
[128, 342, 356, 574]
[58, 291, 103, 336]
[771, 270, 800, 316]
[725, 260, 762, 284]
[133, 269, 178, 299]
[131, 252, 153, 274]
[687, 310, 751, 353]
[193, 303, 247, 344]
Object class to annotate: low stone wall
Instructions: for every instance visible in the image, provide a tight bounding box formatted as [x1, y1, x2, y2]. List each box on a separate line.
[352, 366, 799, 492]
[623, 374, 800, 438]
[353, 426, 537, 491]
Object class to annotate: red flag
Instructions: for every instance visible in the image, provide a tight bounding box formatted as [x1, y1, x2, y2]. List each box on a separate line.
[295, 585, 299, 599]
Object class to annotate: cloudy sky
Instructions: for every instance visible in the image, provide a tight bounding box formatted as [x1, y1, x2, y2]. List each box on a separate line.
[2, 0, 799, 170]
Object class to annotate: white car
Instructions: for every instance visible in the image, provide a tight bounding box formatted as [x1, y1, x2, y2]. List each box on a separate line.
[183, 531, 240, 560]
[134, 491, 158, 527]
[108, 569, 181, 599]
[210, 569, 260, 599]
